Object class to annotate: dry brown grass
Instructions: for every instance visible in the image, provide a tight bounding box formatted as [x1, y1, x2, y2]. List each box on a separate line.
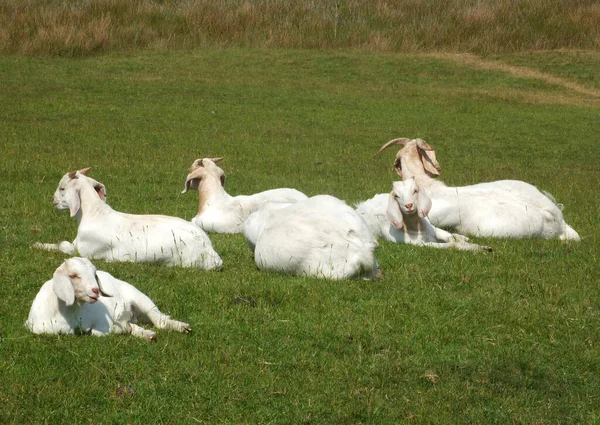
[1, 0, 599, 57]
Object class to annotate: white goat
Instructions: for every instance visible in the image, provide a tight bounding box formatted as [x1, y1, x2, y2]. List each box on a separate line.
[34, 168, 223, 269]
[243, 195, 380, 280]
[375, 137, 580, 241]
[181, 157, 308, 233]
[26, 257, 191, 341]
[374, 178, 492, 251]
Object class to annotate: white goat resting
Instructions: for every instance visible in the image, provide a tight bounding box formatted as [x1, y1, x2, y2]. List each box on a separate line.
[182, 158, 308, 234]
[243, 195, 380, 280]
[34, 169, 223, 269]
[376, 137, 580, 241]
[381, 178, 491, 251]
[25, 257, 191, 341]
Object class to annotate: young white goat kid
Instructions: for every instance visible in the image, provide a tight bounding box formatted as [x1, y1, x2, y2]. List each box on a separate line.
[26, 257, 191, 341]
[182, 158, 308, 233]
[376, 137, 580, 241]
[34, 169, 223, 269]
[243, 195, 380, 280]
[382, 178, 491, 251]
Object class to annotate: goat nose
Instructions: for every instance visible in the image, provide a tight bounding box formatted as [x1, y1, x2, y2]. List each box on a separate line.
[405, 203, 413, 209]
[92, 287, 99, 295]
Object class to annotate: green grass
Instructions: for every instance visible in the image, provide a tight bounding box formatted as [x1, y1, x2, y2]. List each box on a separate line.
[1, 48, 599, 424]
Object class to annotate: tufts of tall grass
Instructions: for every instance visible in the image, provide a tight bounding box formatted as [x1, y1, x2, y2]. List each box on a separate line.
[1, 0, 599, 57]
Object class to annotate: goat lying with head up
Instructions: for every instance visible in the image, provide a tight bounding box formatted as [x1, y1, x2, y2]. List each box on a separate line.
[243, 195, 380, 280]
[34, 168, 223, 269]
[182, 157, 308, 234]
[375, 137, 580, 241]
[381, 178, 491, 251]
[26, 257, 191, 341]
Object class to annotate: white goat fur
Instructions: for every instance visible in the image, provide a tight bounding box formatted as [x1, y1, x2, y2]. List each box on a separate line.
[375, 138, 580, 241]
[25, 257, 191, 341]
[364, 178, 492, 251]
[243, 195, 379, 280]
[182, 158, 308, 234]
[34, 169, 223, 269]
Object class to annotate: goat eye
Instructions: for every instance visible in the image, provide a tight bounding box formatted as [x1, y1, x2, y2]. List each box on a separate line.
[69, 274, 78, 279]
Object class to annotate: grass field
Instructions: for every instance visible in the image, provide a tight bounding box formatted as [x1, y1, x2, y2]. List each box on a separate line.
[1, 48, 599, 423]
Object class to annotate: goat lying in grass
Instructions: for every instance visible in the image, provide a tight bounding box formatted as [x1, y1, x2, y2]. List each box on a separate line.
[376, 137, 580, 241]
[34, 168, 223, 269]
[372, 178, 492, 251]
[25, 257, 191, 341]
[182, 157, 308, 233]
[243, 195, 380, 280]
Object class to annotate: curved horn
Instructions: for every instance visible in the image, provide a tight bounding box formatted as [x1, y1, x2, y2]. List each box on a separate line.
[79, 167, 92, 175]
[374, 138, 412, 156]
[211, 157, 224, 163]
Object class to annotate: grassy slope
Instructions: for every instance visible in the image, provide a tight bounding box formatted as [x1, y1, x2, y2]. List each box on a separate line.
[0, 49, 599, 424]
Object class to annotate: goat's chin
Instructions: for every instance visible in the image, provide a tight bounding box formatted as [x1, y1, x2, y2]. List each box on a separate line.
[54, 203, 68, 211]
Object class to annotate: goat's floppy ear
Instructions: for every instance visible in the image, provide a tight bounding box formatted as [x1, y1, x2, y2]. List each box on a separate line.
[52, 263, 75, 306]
[415, 139, 441, 177]
[95, 273, 112, 297]
[95, 183, 107, 201]
[386, 192, 404, 230]
[64, 180, 81, 217]
[416, 188, 432, 218]
[181, 168, 203, 194]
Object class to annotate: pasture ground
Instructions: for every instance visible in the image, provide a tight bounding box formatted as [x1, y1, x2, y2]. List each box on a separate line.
[0, 48, 599, 424]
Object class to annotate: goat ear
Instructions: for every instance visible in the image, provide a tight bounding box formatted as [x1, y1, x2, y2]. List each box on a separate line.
[53, 264, 75, 306]
[95, 183, 107, 201]
[386, 192, 404, 230]
[64, 181, 81, 217]
[416, 189, 432, 218]
[95, 273, 112, 297]
[181, 168, 203, 194]
[416, 140, 441, 177]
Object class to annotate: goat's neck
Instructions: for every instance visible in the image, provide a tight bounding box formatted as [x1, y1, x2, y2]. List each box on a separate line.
[197, 176, 228, 214]
[78, 184, 111, 220]
[402, 213, 425, 234]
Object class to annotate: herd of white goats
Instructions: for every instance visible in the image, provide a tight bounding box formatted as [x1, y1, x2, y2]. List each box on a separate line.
[26, 137, 580, 341]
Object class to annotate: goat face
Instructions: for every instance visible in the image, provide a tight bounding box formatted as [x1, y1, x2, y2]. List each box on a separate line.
[376, 137, 441, 179]
[52, 257, 111, 306]
[53, 168, 106, 210]
[386, 178, 432, 229]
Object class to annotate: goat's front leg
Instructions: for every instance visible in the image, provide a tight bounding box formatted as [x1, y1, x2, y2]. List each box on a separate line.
[129, 323, 157, 341]
[433, 227, 469, 243]
[32, 240, 76, 255]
